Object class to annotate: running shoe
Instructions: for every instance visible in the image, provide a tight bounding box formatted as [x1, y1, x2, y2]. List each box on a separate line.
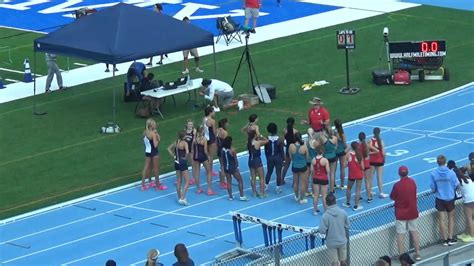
[299, 198, 308, 204]
[228, 196, 234, 201]
[182, 69, 189, 75]
[148, 182, 156, 188]
[276, 186, 283, 194]
[458, 233, 468, 239]
[305, 192, 313, 197]
[442, 240, 449, 246]
[367, 197, 373, 203]
[213, 106, 220, 112]
[258, 193, 267, 199]
[342, 202, 351, 208]
[196, 188, 204, 194]
[379, 193, 388, 198]
[294, 195, 299, 202]
[238, 100, 244, 111]
[219, 182, 228, 189]
[189, 178, 196, 185]
[178, 198, 189, 206]
[339, 185, 346, 190]
[239, 196, 249, 201]
[195, 67, 204, 73]
[156, 184, 168, 190]
[145, 62, 152, 66]
[141, 184, 147, 191]
[353, 205, 364, 211]
[448, 238, 458, 245]
[156, 60, 163, 65]
[459, 235, 474, 243]
[264, 184, 269, 192]
[313, 209, 320, 216]
[207, 190, 217, 196]
[414, 254, 422, 261]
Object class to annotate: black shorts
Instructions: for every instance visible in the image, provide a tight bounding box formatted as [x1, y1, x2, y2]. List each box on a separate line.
[194, 155, 208, 164]
[145, 152, 158, 158]
[336, 151, 346, 158]
[370, 162, 384, 167]
[224, 167, 237, 175]
[313, 179, 328, 185]
[327, 157, 337, 163]
[207, 139, 216, 146]
[435, 198, 455, 212]
[292, 166, 307, 173]
[248, 157, 263, 169]
[174, 159, 188, 171]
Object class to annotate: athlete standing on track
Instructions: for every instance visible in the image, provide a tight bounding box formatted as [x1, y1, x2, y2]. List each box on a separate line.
[321, 128, 338, 193]
[369, 127, 388, 199]
[282, 117, 298, 184]
[168, 130, 190, 206]
[247, 130, 268, 198]
[216, 118, 229, 191]
[334, 119, 348, 189]
[184, 119, 197, 186]
[203, 106, 218, 189]
[312, 146, 330, 215]
[192, 126, 211, 195]
[265, 122, 285, 194]
[358, 132, 372, 202]
[289, 132, 309, 204]
[222, 136, 248, 201]
[141, 118, 167, 191]
[344, 142, 364, 211]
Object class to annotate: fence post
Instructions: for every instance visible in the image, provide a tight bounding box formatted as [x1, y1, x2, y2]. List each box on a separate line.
[274, 243, 281, 266]
[346, 226, 351, 266]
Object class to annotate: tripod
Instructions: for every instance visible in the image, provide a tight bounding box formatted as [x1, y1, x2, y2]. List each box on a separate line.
[378, 35, 391, 72]
[231, 32, 265, 100]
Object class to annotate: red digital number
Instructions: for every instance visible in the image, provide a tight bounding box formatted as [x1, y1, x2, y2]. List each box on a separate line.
[338, 34, 345, 45]
[421, 41, 439, 52]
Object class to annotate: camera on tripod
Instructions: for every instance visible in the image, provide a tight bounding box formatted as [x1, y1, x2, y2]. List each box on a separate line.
[383, 27, 389, 41]
[241, 26, 256, 35]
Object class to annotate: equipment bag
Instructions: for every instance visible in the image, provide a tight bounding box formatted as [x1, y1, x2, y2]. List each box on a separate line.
[393, 70, 411, 85]
[372, 69, 392, 86]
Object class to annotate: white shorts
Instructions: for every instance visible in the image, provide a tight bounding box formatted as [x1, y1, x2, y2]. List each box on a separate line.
[328, 245, 347, 263]
[396, 219, 418, 234]
[245, 8, 259, 19]
[183, 48, 198, 58]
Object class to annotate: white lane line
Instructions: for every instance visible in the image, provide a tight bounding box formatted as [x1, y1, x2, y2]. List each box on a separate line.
[0, 67, 43, 76]
[4, 79, 20, 83]
[73, 63, 88, 67]
[94, 198, 232, 222]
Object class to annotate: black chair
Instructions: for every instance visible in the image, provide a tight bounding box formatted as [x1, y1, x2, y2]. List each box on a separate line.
[216, 16, 242, 46]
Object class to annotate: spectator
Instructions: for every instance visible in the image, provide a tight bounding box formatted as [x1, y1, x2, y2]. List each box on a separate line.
[105, 259, 116, 266]
[173, 243, 195, 266]
[374, 259, 389, 266]
[243, 0, 261, 30]
[430, 155, 460, 246]
[199, 79, 236, 111]
[125, 62, 146, 98]
[390, 166, 421, 261]
[301, 97, 330, 132]
[379, 255, 391, 266]
[318, 193, 349, 266]
[147, 4, 167, 66]
[450, 157, 474, 243]
[181, 17, 204, 74]
[399, 252, 415, 266]
[45, 53, 64, 93]
[146, 248, 164, 266]
[264, 122, 285, 194]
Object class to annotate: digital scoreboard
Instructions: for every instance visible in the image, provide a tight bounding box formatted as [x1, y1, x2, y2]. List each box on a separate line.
[389, 40, 446, 59]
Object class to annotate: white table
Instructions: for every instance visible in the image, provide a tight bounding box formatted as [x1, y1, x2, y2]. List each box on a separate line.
[141, 78, 203, 118]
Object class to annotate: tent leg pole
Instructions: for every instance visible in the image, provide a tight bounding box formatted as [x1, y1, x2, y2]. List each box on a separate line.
[33, 51, 47, 116]
[213, 44, 217, 77]
[113, 67, 117, 131]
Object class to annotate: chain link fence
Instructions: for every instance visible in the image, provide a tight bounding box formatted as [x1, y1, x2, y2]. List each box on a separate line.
[213, 191, 466, 266]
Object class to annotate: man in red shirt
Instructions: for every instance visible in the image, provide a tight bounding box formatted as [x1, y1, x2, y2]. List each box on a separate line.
[390, 166, 421, 261]
[301, 97, 330, 132]
[243, 0, 261, 30]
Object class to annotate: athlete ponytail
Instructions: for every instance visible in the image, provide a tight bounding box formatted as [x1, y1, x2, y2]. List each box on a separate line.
[351, 141, 362, 162]
[358, 132, 368, 158]
[294, 132, 304, 145]
[373, 127, 383, 154]
[334, 119, 344, 139]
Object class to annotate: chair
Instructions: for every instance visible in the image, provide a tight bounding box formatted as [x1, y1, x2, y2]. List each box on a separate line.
[216, 16, 242, 46]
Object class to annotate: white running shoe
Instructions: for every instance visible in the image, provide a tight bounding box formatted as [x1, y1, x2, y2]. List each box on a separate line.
[239, 196, 249, 201]
[379, 193, 388, 199]
[238, 100, 244, 111]
[213, 106, 220, 112]
[182, 69, 189, 75]
[353, 205, 364, 211]
[195, 67, 204, 73]
[276, 186, 282, 194]
[299, 198, 308, 204]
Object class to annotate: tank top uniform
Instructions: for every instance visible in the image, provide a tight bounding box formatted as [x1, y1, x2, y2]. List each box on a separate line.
[222, 148, 237, 174]
[184, 129, 194, 153]
[204, 117, 216, 145]
[357, 142, 370, 170]
[265, 136, 284, 161]
[144, 136, 159, 157]
[291, 144, 307, 173]
[323, 139, 337, 163]
[216, 128, 226, 159]
[174, 141, 188, 171]
[193, 140, 208, 163]
[369, 137, 384, 166]
[348, 152, 364, 181]
[313, 156, 328, 185]
[248, 141, 263, 169]
[306, 141, 317, 167]
[335, 134, 346, 157]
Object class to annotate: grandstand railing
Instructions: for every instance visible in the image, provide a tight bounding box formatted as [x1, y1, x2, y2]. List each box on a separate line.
[213, 190, 467, 266]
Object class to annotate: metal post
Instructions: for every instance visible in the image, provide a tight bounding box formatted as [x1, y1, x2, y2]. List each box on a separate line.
[345, 48, 350, 88]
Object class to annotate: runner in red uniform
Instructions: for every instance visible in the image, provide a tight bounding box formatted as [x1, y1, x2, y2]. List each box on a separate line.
[358, 132, 372, 202]
[344, 142, 364, 211]
[312, 146, 330, 215]
[369, 127, 388, 199]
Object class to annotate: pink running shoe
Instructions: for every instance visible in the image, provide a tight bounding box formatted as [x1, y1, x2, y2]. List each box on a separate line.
[212, 170, 219, 176]
[141, 184, 147, 191]
[189, 178, 196, 185]
[207, 190, 217, 196]
[156, 184, 168, 191]
[220, 182, 228, 189]
[148, 182, 156, 188]
[196, 188, 204, 194]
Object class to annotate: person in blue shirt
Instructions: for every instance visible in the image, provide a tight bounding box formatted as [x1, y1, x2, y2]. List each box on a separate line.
[430, 154, 460, 246]
[125, 62, 146, 97]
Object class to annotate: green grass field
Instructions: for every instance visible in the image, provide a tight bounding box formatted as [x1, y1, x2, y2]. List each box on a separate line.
[0, 6, 473, 219]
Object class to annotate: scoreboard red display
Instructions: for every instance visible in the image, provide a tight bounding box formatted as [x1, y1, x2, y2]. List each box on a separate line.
[336, 30, 355, 49]
[388, 40, 446, 59]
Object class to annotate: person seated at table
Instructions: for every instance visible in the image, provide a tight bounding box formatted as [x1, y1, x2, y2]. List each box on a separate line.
[125, 62, 147, 99]
[199, 79, 238, 112]
[140, 73, 163, 113]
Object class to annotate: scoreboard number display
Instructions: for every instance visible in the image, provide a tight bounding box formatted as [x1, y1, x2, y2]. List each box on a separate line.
[336, 30, 355, 49]
[389, 40, 446, 59]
